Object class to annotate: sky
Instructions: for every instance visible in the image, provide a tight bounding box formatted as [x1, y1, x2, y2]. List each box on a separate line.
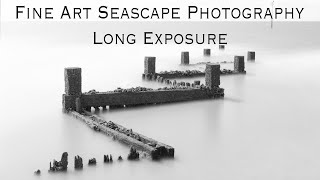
[1, 0, 320, 21]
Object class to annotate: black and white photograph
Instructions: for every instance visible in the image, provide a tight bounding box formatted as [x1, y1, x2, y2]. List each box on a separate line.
[0, 0, 320, 179]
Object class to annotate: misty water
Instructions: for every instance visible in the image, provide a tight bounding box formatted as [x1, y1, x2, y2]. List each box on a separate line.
[0, 22, 320, 180]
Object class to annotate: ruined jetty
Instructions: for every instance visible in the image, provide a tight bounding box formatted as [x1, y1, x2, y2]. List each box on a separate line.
[62, 67, 176, 159]
[63, 62, 224, 111]
[69, 110, 174, 160]
[142, 55, 246, 80]
[62, 61, 225, 159]
[61, 48, 232, 160]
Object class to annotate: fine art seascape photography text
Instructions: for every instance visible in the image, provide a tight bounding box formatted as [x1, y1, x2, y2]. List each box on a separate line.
[1, 0, 320, 180]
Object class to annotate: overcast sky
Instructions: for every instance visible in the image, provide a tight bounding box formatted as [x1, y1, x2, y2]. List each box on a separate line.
[1, 0, 319, 21]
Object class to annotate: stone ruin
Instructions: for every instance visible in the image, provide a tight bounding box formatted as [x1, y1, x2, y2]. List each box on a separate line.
[61, 48, 254, 162]
[144, 52, 247, 83]
[180, 48, 254, 65]
[34, 47, 256, 175]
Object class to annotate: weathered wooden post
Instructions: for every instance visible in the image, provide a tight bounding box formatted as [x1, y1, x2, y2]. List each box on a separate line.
[63, 67, 82, 111]
[181, 52, 189, 65]
[234, 56, 245, 73]
[74, 155, 83, 169]
[247, 51, 255, 61]
[204, 49, 211, 56]
[65, 68, 82, 96]
[205, 63, 220, 89]
[144, 57, 156, 75]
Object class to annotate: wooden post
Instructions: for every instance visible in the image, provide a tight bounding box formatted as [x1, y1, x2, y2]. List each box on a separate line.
[181, 52, 189, 65]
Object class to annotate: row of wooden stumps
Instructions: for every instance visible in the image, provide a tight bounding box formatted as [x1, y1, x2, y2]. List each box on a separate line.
[34, 147, 140, 175]
[181, 48, 256, 65]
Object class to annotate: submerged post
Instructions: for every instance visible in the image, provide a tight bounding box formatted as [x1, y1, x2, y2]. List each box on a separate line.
[247, 51, 255, 61]
[204, 49, 211, 56]
[144, 57, 156, 74]
[181, 52, 189, 65]
[205, 63, 220, 89]
[63, 67, 82, 111]
[234, 56, 245, 73]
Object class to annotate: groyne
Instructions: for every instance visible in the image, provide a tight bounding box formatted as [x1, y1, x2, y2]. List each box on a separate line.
[69, 110, 174, 159]
[63, 63, 224, 111]
[142, 55, 246, 80]
[62, 63, 224, 160]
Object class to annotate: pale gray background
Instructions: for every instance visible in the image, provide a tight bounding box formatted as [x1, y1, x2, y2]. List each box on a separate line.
[1, 1, 320, 180]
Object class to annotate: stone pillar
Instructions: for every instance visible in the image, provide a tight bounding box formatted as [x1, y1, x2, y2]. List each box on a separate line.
[75, 98, 82, 113]
[204, 49, 211, 56]
[181, 52, 189, 65]
[64, 68, 82, 96]
[205, 63, 220, 89]
[247, 51, 255, 61]
[234, 56, 245, 72]
[63, 68, 82, 111]
[144, 57, 156, 74]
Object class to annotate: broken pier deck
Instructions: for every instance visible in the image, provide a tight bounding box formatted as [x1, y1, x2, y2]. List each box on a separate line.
[69, 110, 174, 160]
